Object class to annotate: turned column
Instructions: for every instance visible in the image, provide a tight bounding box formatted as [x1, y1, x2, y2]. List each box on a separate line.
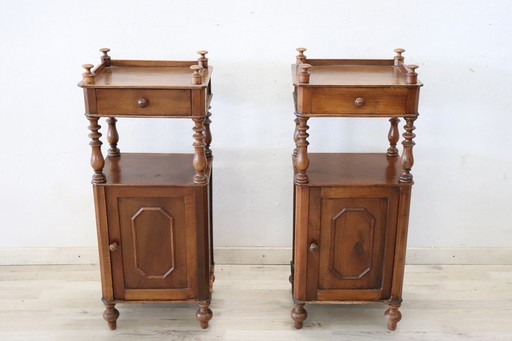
[86, 115, 105, 184]
[387, 117, 400, 157]
[192, 118, 208, 184]
[204, 110, 213, 159]
[399, 115, 418, 183]
[106, 117, 120, 158]
[196, 301, 213, 329]
[291, 302, 307, 329]
[292, 116, 299, 158]
[294, 116, 310, 184]
[102, 300, 120, 330]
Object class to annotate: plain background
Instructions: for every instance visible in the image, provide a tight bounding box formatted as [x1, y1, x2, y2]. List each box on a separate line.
[0, 0, 511, 249]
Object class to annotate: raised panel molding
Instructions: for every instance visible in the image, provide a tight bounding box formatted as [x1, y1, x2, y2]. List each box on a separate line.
[329, 207, 376, 280]
[131, 207, 175, 279]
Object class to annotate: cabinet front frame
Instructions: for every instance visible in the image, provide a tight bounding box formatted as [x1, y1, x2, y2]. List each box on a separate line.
[293, 185, 410, 303]
[94, 185, 212, 302]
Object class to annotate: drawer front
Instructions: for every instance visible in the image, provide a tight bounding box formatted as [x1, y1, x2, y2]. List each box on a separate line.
[309, 88, 408, 116]
[96, 89, 191, 116]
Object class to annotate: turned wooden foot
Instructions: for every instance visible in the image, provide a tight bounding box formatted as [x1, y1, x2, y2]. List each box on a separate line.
[385, 304, 402, 331]
[291, 303, 307, 329]
[102, 301, 120, 330]
[196, 301, 213, 329]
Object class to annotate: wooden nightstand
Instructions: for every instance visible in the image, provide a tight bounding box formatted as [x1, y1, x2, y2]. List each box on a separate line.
[290, 48, 422, 330]
[78, 49, 214, 329]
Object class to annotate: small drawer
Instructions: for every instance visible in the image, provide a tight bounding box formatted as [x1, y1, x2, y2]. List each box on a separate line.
[309, 88, 408, 115]
[96, 89, 191, 116]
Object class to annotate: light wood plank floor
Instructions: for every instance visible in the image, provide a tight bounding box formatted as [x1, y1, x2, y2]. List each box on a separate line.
[1, 264, 511, 340]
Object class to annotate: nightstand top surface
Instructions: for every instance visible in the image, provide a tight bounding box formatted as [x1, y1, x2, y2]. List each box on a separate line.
[292, 59, 422, 88]
[79, 60, 212, 89]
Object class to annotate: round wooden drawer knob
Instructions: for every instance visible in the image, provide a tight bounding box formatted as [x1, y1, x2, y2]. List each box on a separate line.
[354, 97, 366, 107]
[137, 98, 149, 108]
[109, 242, 118, 252]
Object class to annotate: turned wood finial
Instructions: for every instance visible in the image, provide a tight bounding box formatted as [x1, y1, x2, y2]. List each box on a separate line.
[296, 47, 307, 64]
[81, 64, 95, 84]
[299, 63, 311, 84]
[406, 64, 419, 84]
[394, 48, 405, 59]
[99, 48, 111, 66]
[197, 50, 208, 68]
[190, 65, 203, 85]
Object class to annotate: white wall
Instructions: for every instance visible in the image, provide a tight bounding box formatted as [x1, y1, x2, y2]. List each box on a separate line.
[1, 0, 511, 248]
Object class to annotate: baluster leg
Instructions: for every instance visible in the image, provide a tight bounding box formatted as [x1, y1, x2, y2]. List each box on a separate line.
[387, 117, 400, 157]
[204, 110, 213, 159]
[106, 117, 120, 158]
[192, 118, 208, 185]
[294, 116, 310, 184]
[399, 115, 418, 183]
[86, 115, 105, 184]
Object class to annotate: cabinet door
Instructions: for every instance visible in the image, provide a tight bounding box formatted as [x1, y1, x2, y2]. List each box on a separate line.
[106, 187, 197, 301]
[311, 187, 399, 301]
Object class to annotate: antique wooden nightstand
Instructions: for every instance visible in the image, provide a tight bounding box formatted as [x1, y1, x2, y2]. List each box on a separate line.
[78, 49, 214, 329]
[290, 48, 422, 330]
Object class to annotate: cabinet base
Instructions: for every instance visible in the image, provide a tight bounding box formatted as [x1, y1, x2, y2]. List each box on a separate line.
[101, 298, 214, 330]
[291, 301, 402, 331]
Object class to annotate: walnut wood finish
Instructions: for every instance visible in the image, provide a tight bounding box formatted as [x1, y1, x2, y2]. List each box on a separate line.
[204, 110, 213, 159]
[102, 300, 119, 330]
[106, 117, 120, 158]
[79, 49, 214, 329]
[387, 118, 400, 157]
[399, 115, 417, 183]
[192, 118, 208, 184]
[196, 301, 213, 329]
[197, 50, 208, 68]
[294, 117, 310, 184]
[291, 302, 308, 329]
[291, 48, 422, 331]
[86, 115, 105, 184]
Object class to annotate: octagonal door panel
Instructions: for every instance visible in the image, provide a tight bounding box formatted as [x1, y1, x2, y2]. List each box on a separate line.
[314, 188, 399, 301]
[106, 187, 197, 301]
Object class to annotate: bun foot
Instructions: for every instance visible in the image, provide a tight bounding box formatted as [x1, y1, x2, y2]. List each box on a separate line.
[196, 301, 213, 329]
[291, 303, 307, 329]
[102, 301, 120, 330]
[385, 304, 402, 331]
